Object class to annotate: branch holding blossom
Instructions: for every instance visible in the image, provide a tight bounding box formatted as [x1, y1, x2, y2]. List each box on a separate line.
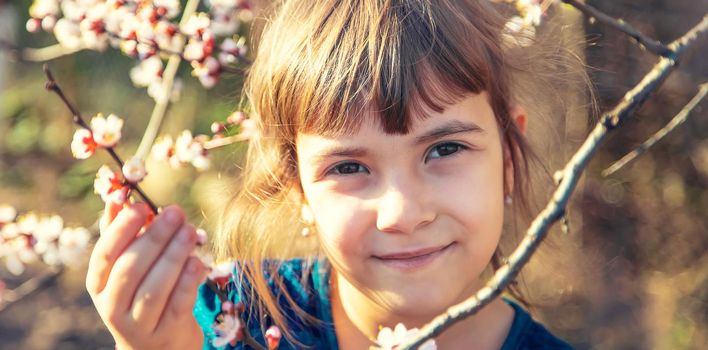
[44, 64, 265, 349]
[396, 13, 708, 350]
[43, 64, 159, 213]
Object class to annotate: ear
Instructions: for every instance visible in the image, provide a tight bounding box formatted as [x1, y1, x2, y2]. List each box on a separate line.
[503, 105, 528, 195]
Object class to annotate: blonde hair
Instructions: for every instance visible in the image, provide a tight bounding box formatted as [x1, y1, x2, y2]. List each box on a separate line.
[213, 0, 589, 344]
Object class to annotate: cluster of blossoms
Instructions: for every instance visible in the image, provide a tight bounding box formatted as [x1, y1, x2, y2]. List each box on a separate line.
[68, 112, 139, 204]
[203, 260, 281, 349]
[0, 204, 91, 276]
[373, 323, 437, 350]
[71, 112, 123, 159]
[27, 0, 251, 100]
[151, 111, 256, 171]
[495, 0, 556, 46]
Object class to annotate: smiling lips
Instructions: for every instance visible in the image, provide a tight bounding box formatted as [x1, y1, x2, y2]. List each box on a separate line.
[374, 242, 455, 272]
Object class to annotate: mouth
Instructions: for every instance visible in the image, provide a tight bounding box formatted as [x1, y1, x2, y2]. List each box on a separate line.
[373, 242, 456, 272]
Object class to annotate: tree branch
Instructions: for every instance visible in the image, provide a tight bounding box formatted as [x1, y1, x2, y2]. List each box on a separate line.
[0, 267, 63, 313]
[603, 83, 707, 177]
[397, 14, 708, 350]
[134, 0, 202, 160]
[560, 0, 673, 57]
[0, 40, 86, 62]
[43, 64, 159, 214]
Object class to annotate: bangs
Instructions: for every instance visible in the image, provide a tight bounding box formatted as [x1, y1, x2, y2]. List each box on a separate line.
[249, 0, 510, 138]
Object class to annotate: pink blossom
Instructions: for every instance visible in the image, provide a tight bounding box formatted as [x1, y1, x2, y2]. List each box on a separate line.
[153, 0, 181, 20]
[227, 111, 246, 125]
[210, 14, 240, 37]
[515, 0, 545, 26]
[212, 311, 242, 347]
[503, 16, 536, 47]
[183, 39, 208, 62]
[41, 15, 57, 31]
[218, 37, 247, 65]
[173, 130, 211, 170]
[26, 18, 42, 33]
[0, 205, 17, 224]
[122, 156, 148, 184]
[151, 135, 175, 161]
[238, 118, 258, 140]
[130, 55, 163, 87]
[71, 128, 98, 159]
[29, 0, 60, 19]
[375, 323, 437, 350]
[191, 56, 221, 88]
[57, 227, 91, 266]
[54, 18, 83, 49]
[181, 13, 211, 37]
[94, 165, 129, 205]
[208, 261, 235, 288]
[265, 325, 282, 350]
[33, 214, 64, 266]
[90, 113, 124, 147]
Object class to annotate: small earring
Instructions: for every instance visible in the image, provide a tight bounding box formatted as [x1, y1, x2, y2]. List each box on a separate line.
[504, 194, 513, 205]
[301, 204, 314, 237]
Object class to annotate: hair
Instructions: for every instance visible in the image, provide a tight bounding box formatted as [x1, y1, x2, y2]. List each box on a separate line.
[213, 0, 590, 345]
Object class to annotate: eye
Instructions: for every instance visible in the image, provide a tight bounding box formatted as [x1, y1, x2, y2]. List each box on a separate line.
[327, 162, 369, 175]
[426, 142, 467, 161]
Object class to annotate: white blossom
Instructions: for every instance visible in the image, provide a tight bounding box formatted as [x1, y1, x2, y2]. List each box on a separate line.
[90, 113, 124, 147]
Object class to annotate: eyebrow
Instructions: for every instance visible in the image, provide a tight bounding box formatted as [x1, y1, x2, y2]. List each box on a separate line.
[308, 120, 484, 164]
[413, 120, 485, 145]
[309, 146, 368, 165]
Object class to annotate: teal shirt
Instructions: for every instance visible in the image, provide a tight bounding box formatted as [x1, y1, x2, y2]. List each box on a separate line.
[193, 258, 573, 349]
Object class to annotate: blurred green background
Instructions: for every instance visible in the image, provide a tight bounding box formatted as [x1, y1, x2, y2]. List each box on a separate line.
[0, 0, 706, 349]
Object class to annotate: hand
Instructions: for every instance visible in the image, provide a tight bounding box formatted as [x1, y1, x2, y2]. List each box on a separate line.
[86, 202, 208, 350]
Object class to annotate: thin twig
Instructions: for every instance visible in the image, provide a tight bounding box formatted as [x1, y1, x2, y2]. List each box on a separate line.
[43, 64, 159, 214]
[603, 83, 708, 176]
[397, 14, 708, 350]
[134, 0, 202, 160]
[0, 267, 63, 313]
[203, 133, 249, 150]
[561, 0, 673, 57]
[0, 40, 86, 62]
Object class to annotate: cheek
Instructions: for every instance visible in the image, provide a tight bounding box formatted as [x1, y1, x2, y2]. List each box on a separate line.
[307, 189, 372, 261]
[438, 152, 505, 248]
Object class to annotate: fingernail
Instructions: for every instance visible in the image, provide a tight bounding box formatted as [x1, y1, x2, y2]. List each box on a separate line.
[196, 228, 208, 246]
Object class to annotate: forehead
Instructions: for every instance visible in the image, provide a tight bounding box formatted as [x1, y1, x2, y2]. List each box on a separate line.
[296, 91, 497, 144]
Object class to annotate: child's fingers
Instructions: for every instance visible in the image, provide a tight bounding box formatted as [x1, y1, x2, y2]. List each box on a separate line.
[99, 201, 124, 235]
[154, 256, 208, 336]
[130, 224, 198, 331]
[86, 203, 149, 296]
[102, 205, 185, 314]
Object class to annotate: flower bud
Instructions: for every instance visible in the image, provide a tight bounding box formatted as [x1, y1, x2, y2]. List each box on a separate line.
[265, 326, 282, 350]
[122, 156, 147, 183]
[0, 204, 17, 224]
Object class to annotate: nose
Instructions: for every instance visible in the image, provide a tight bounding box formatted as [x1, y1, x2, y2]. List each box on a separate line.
[376, 176, 436, 234]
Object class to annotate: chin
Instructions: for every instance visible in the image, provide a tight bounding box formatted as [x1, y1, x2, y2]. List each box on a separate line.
[383, 287, 462, 321]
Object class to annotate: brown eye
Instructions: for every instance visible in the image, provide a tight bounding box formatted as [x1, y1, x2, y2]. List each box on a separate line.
[426, 142, 465, 161]
[329, 162, 368, 175]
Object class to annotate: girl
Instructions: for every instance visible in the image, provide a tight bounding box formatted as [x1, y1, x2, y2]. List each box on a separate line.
[87, 0, 584, 349]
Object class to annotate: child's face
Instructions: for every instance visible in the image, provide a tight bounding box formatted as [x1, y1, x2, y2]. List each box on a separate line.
[297, 92, 509, 317]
